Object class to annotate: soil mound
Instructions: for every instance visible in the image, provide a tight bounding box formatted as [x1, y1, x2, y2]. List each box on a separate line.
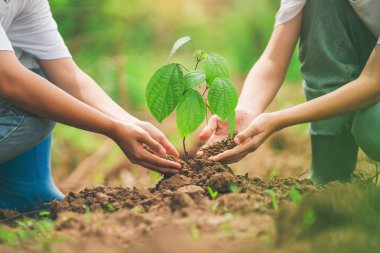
[50, 138, 318, 217]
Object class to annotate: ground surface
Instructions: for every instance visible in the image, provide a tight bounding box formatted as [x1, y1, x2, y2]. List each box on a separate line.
[0, 135, 379, 253]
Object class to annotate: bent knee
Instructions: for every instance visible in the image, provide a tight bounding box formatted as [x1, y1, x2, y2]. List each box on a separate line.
[352, 103, 380, 161]
[24, 115, 55, 144]
[0, 109, 55, 162]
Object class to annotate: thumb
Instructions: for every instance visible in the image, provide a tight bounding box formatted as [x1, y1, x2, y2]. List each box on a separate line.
[199, 116, 219, 141]
[234, 124, 260, 145]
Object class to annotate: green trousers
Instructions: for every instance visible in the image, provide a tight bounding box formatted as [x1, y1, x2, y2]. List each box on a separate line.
[299, 0, 378, 183]
[310, 102, 380, 184]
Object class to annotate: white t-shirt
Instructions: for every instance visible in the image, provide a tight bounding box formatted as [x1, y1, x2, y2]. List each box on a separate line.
[0, 0, 71, 69]
[275, 0, 380, 44]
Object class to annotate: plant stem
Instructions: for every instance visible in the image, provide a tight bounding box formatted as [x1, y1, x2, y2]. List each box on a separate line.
[183, 137, 189, 162]
[194, 57, 203, 70]
[180, 64, 190, 72]
[201, 87, 209, 97]
[205, 102, 209, 125]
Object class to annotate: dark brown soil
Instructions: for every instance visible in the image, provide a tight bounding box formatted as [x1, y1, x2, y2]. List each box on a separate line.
[50, 137, 319, 218]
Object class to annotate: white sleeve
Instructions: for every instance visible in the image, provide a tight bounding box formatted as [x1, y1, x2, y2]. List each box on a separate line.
[349, 0, 380, 39]
[0, 24, 13, 52]
[275, 0, 306, 27]
[6, 0, 71, 60]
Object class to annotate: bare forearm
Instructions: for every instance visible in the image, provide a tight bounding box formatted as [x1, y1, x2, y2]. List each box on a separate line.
[39, 58, 137, 123]
[238, 11, 302, 115]
[275, 46, 380, 129]
[0, 55, 116, 137]
[276, 77, 380, 129]
[238, 58, 286, 114]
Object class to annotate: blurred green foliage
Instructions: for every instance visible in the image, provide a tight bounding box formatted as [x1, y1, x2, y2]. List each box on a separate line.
[50, 0, 301, 110]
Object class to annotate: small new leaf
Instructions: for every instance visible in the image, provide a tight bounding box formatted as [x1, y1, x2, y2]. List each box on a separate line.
[168, 36, 192, 61]
[176, 89, 206, 137]
[264, 189, 279, 210]
[208, 78, 238, 120]
[207, 186, 219, 199]
[289, 187, 303, 203]
[204, 53, 231, 84]
[195, 50, 206, 61]
[184, 70, 206, 91]
[146, 63, 184, 122]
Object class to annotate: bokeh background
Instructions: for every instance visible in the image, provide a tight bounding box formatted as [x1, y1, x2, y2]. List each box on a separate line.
[48, 0, 375, 193]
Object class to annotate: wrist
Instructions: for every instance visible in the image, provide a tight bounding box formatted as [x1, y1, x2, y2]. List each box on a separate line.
[107, 118, 125, 141]
[270, 110, 290, 131]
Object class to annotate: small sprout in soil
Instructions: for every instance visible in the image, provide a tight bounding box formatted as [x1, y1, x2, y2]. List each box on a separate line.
[3, 218, 57, 245]
[207, 202, 220, 213]
[289, 187, 303, 203]
[207, 186, 219, 199]
[229, 184, 242, 193]
[264, 189, 279, 210]
[216, 222, 235, 239]
[105, 204, 117, 213]
[39, 210, 50, 217]
[131, 206, 144, 214]
[267, 168, 279, 181]
[258, 234, 274, 245]
[146, 36, 238, 161]
[85, 206, 91, 224]
[303, 208, 316, 225]
[190, 221, 201, 242]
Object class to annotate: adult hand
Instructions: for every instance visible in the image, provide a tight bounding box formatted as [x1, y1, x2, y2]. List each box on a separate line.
[112, 120, 181, 175]
[197, 108, 258, 155]
[209, 112, 281, 163]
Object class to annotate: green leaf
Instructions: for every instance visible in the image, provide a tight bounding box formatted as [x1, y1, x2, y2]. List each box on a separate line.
[228, 111, 236, 137]
[39, 211, 50, 217]
[264, 189, 279, 210]
[303, 209, 316, 225]
[207, 186, 219, 199]
[167, 36, 192, 61]
[204, 53, 231, 84]
[176, 89, 206, 137]
[184, 70, 206, 90]
[195, 50, 206, 61]
[208, 78, 238, 120]
[289, 187, 303, 203]
[146, 63, 184, 122]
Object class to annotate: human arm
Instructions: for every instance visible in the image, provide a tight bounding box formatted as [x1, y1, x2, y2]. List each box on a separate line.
[198, 11, 303, 149]
[211, 45, 380, 163]
[0, 52, 180, 174]
[38, 58, 179, 158]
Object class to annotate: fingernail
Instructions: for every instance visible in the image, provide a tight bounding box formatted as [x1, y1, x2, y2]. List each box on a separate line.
[209, 156, 214, 161]
[234, 138, 240, 145]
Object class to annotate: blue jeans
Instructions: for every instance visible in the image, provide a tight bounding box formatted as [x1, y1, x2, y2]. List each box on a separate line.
[0, 69, 55, 162]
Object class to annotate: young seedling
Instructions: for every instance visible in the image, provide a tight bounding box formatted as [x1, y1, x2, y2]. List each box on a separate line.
[189, 220, 201, 242]
[264, 189, 279, 210]
[303, 208, 316, 225]
[105, 204, 117, 213]
[207, 186, 219, 199]
[39, 210, 50, 218]
[229, 184, 242, 193]
[146, 36, 238, 161]
[289, 187, 303, 203]
[216, 222, 235, 239]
